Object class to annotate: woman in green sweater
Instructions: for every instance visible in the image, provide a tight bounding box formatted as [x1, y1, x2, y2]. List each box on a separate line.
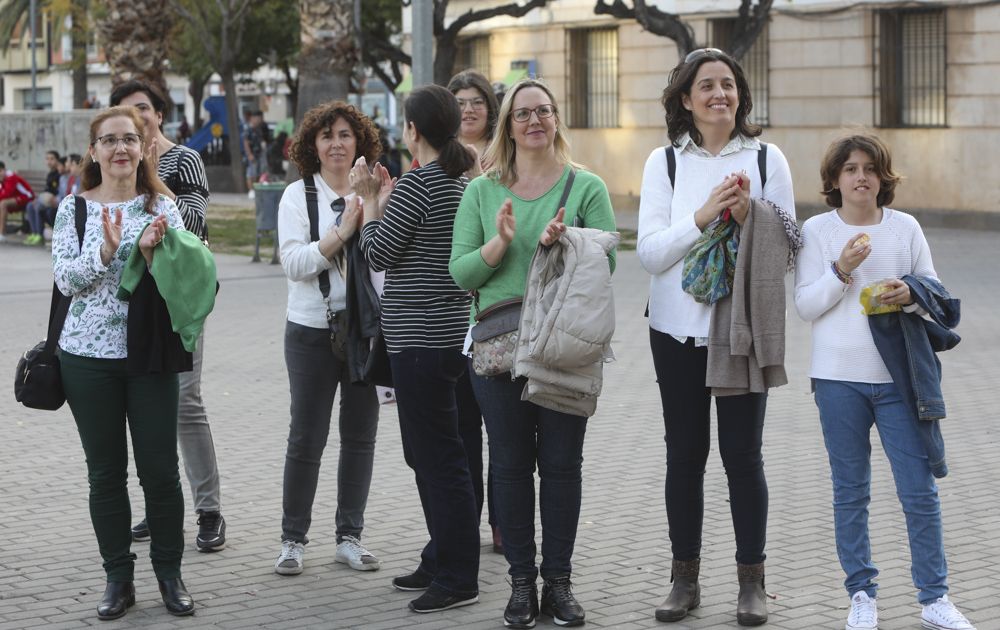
[450, 78, 616, 629]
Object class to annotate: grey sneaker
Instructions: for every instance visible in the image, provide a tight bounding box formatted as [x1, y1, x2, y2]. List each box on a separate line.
[274, 540, 304, 575]
[334, 535, 381, 571]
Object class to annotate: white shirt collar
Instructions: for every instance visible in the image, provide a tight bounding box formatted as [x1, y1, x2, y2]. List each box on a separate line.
[675, 132, 760, 158]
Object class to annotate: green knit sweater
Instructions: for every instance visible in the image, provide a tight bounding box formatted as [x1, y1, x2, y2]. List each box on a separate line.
[449, 165, 617, 322]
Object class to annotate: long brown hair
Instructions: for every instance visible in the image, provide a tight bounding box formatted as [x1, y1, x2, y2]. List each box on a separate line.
[447, 69, 499, 142]
[820, 134, 902, 208]
[80, 106, 171, 215]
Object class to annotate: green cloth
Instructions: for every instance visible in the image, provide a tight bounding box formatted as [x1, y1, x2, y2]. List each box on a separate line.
[450, 166, 617, 323]
[117, 225, 217, 352]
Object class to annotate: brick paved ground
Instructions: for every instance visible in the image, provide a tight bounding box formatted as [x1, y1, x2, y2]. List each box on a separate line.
[1, 225, 997, 630]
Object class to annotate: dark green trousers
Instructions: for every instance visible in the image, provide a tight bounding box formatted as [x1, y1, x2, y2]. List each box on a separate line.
[61, 351, 185, 581]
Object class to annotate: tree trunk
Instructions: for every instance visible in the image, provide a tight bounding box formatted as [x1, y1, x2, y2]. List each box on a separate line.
[189, 75, 207, 131]
[70, 0, 88, 108]
[433, 34, 457, 87]
[221, 70, 246, 192]
[295, 0, 356, 121]
[96, 0, 174, 92]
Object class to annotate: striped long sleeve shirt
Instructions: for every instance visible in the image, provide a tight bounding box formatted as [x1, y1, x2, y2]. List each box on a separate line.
[359, 160, 472, 352]
[158, 144, 209, 240]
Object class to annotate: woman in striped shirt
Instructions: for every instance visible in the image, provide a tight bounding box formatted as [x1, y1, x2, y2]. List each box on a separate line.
[356, 84, 480, 614]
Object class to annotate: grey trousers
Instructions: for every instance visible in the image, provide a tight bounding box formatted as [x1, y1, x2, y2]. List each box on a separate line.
[177, 330, 222, 513]
[281, 321, 380, 544]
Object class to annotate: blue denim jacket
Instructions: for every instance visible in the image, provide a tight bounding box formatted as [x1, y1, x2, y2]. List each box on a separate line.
[868, 275, 960, 478]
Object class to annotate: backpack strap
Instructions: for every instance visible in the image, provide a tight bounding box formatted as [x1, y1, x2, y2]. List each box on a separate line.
[45, 196, 88, 354]
[665, 146, 676, 189]
[758, 142, 768, 193]
[303, 175, 330, 300]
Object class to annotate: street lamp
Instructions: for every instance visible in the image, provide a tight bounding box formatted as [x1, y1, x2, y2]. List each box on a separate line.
[29, 0, 38, 109]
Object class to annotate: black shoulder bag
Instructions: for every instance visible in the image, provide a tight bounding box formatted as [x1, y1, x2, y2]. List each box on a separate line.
[14, 195, 88, 410]
[470, 168, 577, 377]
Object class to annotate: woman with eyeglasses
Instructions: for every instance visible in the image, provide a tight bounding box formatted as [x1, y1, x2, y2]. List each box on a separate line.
[450, 78, 617, 629]
[52, 106, 195, 619]
[447, 68, 504, 554]
[637, 48, 795, 626]
[355, 83, 481, 614]
[272, 101, 384, 579]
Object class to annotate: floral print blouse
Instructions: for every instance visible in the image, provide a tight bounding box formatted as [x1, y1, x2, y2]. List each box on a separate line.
[52, 193, 184, 358]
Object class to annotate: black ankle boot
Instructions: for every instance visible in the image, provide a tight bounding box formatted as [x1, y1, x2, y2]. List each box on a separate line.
[97, 581, 135, 620]
[541, 575, 585, 627]
[504, 576, 538, 629]
[158, 577, 195, 616]
[736, 563, 768, 626]
[656, 558, 701, 622]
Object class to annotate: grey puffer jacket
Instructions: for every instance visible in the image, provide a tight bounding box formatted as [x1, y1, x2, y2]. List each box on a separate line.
[513, 227, 620, 417]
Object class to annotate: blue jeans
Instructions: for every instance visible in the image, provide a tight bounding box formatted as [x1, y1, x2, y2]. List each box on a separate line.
[470, 372, 588, 580]
[391, 348, 480, 596]
[813, 379, 948, 604]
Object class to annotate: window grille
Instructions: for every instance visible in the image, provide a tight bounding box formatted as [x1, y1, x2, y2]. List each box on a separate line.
[710, 19, 770, 127]
[567, 27, 619, 128]
[455, 36, 491, 78]
[874, 8, 947, 127]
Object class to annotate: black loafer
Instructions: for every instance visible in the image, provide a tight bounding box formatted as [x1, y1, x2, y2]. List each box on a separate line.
[157, 577, 195, 616]
[97, 581, 135, 620]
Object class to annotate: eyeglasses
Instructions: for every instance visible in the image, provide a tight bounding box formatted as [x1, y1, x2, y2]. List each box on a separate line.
[684, 47, 724, 63]
[510, 104, 557, 123]
[457, 97, 486, 110]
[93, 133, 142, 149]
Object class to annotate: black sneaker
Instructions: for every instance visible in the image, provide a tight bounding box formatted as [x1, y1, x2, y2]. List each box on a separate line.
[408, 584, 478, 613]
[504, 576, 539, 629]
[392, 569, 434, 591]
[131, 519, 150, 542]
[196, 511, 226, 552]
[541, 575, 585, 627]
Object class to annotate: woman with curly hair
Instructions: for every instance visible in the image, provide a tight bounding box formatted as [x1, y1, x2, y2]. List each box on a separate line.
[272, 101, 385, 577]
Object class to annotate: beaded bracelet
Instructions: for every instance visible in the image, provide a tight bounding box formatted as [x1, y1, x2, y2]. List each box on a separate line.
[830, 261, 852, 284]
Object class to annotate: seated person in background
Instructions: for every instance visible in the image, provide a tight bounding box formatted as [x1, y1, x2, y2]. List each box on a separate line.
[26, 153, 81, 245]
[0, 160, 35, 242]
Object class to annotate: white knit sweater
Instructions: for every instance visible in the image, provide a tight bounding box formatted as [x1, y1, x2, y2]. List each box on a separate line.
[794, 208, 936, 383]
[637, 140, 795, 338]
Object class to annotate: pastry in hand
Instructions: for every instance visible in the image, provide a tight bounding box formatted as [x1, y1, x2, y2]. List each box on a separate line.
[855, 233, 871, 248]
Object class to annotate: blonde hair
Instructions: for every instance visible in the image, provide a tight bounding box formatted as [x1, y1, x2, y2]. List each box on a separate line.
[483, 78, 578, 187]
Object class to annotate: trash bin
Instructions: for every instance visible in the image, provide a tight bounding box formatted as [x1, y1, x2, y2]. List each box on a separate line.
[253, 182, 285, 263]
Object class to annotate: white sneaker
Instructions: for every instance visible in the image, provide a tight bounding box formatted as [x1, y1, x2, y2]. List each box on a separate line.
[274, 540, 305, 575]
[247, 189, 255, 199]
[334, 535, 381, 571]
[921, 595, 976, 630]
[846, 591, 878, 630]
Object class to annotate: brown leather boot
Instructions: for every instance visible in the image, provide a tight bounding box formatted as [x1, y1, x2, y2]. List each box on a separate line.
[736, 562, 768, 626]
[655, 558, 700, 622]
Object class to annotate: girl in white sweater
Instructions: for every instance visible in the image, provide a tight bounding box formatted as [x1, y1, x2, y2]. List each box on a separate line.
[794, 134, 976, 630]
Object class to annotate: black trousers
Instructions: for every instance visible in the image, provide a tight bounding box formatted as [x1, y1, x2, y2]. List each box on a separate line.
[649, 329, 768, 565]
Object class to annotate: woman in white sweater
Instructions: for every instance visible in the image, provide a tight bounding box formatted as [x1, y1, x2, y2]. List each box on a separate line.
[794, 134, 976, 630]
[637, 48, 794, 626]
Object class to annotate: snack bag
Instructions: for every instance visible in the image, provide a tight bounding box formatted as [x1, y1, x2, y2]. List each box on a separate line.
[859, 279, 902, 315]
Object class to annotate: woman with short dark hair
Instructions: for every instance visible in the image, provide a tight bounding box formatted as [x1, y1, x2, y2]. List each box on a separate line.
[273, 101, 384, 579]
[637, 48, 795, 625]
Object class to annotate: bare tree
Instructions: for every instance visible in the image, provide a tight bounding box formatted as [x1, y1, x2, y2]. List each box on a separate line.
[594, 0, 773, 61]
[168, 0, 252, 192]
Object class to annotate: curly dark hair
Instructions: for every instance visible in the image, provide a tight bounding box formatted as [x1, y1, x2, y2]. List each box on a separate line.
[661, 48, 761, 147]
[288, 101, 381, 177]
[820, 134, 902, 209]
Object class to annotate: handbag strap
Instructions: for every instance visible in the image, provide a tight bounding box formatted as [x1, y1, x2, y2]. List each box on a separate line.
[474, 167, 578, 316]
[45, 195, 88, 354]
[303, 175, 331, 300]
